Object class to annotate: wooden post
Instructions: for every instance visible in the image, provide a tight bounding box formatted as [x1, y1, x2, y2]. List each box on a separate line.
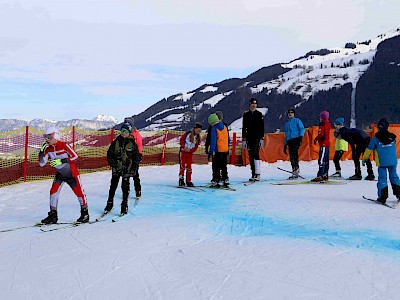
[231, 132, 237, 165]
[161, 129, 169, 166]
[23, 126, 29, 182]
[72, 126, 75, 150]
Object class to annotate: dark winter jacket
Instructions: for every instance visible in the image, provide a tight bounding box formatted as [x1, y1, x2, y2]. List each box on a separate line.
[242, 110, 264, 142]
[337, 127, 370, 151]
[107, 135, 140, 177]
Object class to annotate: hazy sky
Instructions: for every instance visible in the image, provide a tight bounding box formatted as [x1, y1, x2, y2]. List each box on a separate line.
[1, 0, 399, 121]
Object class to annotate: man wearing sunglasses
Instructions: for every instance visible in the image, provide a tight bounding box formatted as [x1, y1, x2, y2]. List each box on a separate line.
[39, 127, 89, 224]
[105, 122, 141, 216]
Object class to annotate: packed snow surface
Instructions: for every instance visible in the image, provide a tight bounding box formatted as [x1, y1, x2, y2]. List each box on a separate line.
[1, 160, 400, 299]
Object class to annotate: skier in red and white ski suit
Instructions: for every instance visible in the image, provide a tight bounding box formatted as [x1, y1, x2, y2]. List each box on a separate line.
[39, 127, 88, 224]
[179, 123, 203, 187]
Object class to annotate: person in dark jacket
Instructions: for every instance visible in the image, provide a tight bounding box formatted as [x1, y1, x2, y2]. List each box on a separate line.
[337, 126, 375, 180]
[104, 123, 141, 215]
[311, 111, 331, 182]
[283, 108, 305, 179]
[242, 98, 265, 181]
[363, 117, 400, 204]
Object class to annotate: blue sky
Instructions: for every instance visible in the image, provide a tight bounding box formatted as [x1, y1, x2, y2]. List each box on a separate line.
[1, 0, 399, 122]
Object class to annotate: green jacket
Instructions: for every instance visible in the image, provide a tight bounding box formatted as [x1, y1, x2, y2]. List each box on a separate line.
[107, 135, 140, 177]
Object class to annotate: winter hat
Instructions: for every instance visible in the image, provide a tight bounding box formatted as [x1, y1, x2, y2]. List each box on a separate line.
[44, 126, 60, 140]
[320, 111, 329, 120]
[194, 122, 203, 129]
[287, 108, 295, 114]
[334, 117, 345, 126]
[249, 98, 257, 105]
[208, 113, 219, 125]
[377, 117, 389, 131]
[121, 122, 132, 133]
[215, 111, 223, 121]
[124, 117, 134, 126]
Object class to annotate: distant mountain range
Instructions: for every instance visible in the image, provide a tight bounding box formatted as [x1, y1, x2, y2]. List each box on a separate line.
[0, 115, 118, 132]
[128, 26, 400, 133]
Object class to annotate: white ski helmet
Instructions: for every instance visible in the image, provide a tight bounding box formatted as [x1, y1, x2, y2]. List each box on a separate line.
[44, 126, 60, 140]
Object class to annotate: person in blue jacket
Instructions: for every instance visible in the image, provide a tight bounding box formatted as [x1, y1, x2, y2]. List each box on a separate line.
[363, 117, 400, 205]
[283, 107, 305, 179]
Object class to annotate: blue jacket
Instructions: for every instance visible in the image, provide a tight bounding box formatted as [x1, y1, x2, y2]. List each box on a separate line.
[366, 131, 397, 167]
[284, 117, 305, 144]
[209, 122, 230, 153]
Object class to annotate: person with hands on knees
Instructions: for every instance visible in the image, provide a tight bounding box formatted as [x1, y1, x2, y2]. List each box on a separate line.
[363, 117, 400, 205]
[178, 122, 203, 187]
[311, 111, 331, 182]
[38, 126, 89, 224]
[208, 113, 230, 187]
[283, 107, 305, 179]
[105, 123, 141, 216]
[242, 97, 265, 181]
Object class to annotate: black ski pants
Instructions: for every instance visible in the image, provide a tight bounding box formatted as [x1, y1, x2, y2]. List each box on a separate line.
[108, 174, 130, 203]
[287, 137, 302, 171]
[212, 152, 228, 182]
[333, 150, 344, 171]
[247, 140, 260, 176]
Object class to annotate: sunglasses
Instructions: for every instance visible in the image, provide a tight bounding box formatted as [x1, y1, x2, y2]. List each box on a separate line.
[120, 129, 130, 134]
[43, 134, 54, 140]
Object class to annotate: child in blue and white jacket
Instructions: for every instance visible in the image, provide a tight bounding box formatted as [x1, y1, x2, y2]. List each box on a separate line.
[363, 117, 400, 204]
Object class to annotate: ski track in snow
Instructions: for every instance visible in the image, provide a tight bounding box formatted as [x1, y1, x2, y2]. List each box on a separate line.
[2, 161, 400, 299]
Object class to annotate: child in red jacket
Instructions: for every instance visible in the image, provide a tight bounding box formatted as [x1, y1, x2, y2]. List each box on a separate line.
[312, 111, 331, 182]
[179, 123, 203, 187]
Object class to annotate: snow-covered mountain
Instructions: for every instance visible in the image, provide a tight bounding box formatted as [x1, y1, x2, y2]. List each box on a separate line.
[0, 115, 118, 132]
[132, 26, 400, 132]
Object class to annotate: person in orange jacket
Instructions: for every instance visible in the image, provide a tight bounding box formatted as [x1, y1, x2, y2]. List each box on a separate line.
[179, 122, 203, 187]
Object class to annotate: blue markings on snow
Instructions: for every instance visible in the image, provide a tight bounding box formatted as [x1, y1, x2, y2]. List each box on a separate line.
[137, 184, 400, 254]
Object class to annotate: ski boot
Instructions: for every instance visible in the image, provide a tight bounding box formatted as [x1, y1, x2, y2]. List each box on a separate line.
[348, 174, 362, 180]
[104, 200, 113, 214]
[186, 182, 194, 187]
[330, 171, 341, 178]
[135, 190, 142, 199]
[41, 210, 58, 224]
[311, 176, 326, 182]
[253, 174, 260, 181]
[223, 178, 230, 187]
[364, 174, 375, 181]
[76, 206, 89, 223]
[179, 176, 185, 187]
[210, 179, 219, 187]
[121, 202, 128, 215]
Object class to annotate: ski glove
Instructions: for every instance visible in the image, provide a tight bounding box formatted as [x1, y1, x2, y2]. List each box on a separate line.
[50, 159, 63, 167]
[40, 141, 47, 152]
[259, 139, 264, 148]
[284, 144, 288, 154]
[242, 140, 247, 149]
[313, 138, 318, 145]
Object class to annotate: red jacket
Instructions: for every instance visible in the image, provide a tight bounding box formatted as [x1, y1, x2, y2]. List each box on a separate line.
[180, 131, 200, 154]
[316, 120, 331, 147]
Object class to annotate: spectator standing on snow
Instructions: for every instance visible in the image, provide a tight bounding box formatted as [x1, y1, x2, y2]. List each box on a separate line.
[283, 107, 305, 179]
[38, 127, 89, 224]
[242, 98, 265, 181]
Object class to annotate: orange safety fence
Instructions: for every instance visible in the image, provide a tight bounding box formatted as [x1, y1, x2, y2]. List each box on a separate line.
[242, 124, 400, 165]
[2, 124, 400, 187]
